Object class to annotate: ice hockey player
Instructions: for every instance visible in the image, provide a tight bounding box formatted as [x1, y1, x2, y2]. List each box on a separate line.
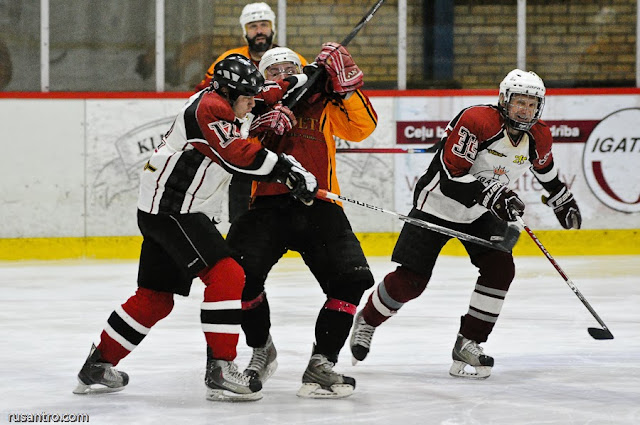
[350, 69, 581, 379]
[225, 44, 377, 398]
[72, 54, 317, 401]
[195, 2, 307, 91]
[194, 2, 308, 224]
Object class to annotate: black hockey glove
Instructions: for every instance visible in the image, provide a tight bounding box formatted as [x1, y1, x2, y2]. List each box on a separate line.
[302, 63, 329, 95]
[542, 185, 581, 229]
[270, 153, 318, 206]
[476, 182, 525, 222]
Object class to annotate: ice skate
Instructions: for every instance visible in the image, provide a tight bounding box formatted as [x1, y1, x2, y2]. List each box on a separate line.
[449, 333, 494, 379]
[72, 344, 129, 395]
[297, 353, 355, 399]
[350, 310, 376, 365]
[205, 357, 262, 402]
[243, 334, 278, 383]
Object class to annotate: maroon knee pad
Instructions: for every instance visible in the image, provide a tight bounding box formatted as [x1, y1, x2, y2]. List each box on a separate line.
[474, 250, 515, 291]
[383, 266, 431, 303]
[362, 266, 430, 326]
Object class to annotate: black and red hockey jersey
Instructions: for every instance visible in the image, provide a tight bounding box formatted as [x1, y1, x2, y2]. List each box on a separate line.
[138, 83, 290, 221]
[414, 104, 560, 223]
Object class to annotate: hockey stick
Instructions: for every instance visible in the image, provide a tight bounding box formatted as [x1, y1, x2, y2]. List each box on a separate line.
[514, 215, 614, 340]
[282, 0, 385, 109]
[336, 147, 434, 154]
[317, 189, 511, 252]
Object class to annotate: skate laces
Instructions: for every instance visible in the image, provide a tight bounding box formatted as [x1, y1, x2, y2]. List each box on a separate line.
[353, 316, 375, 348]
[92, 361, 121, 383]
[462, 339, 484, 357]
[247, 346, 269, 371]
[221, 361, 253, 386]
[311, 354, 336, 373]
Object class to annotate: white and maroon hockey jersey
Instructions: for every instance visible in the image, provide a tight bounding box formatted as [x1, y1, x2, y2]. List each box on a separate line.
[414, 104, 560, 223]
[137, 88, 282, 221]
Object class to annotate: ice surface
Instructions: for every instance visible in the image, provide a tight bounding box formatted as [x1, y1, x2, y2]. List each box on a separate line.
[0, 255, 638, 425]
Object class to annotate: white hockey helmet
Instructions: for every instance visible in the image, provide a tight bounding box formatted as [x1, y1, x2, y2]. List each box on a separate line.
[499, 69, 546, 131]
[239, 2, 276, 37]
[258, 47, 302, 78]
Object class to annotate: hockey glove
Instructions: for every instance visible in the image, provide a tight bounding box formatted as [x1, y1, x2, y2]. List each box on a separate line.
[271, 153, 318, 206]
[315, 42, 364, 95]
[250, 104, 297, 136]
[476, 182, 525, 222]
[543, 185, 581, 229]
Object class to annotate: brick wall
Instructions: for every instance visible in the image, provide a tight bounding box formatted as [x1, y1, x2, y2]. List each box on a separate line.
[207, 0, 636, 89]
[453, 0, 636, 88]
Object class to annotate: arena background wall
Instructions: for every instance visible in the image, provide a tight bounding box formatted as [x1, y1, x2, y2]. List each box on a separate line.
[0, 89, 638, 260]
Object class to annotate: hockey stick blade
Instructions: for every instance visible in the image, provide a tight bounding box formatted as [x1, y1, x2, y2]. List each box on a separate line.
[587, 327, 614, 340]
[514, 215, 614, 341]
[317, 189, 510, 252]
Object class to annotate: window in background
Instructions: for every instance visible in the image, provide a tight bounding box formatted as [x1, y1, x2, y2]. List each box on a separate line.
[49, 0, 155, 91]
[0, 0, 40, 91]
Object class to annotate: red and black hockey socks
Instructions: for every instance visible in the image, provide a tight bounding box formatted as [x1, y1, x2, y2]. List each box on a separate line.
[199, 257, 245, 361]
[97, 287, 174, 366]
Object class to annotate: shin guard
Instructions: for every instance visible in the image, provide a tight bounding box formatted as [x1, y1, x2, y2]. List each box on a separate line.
[461, 251, 515, 343]
[362, 266, 430, 327]
[98, 287, 174, 365]
[314, 298, 357, 363]
[241, 291, 271, 348]
[199, 257, 245, 360]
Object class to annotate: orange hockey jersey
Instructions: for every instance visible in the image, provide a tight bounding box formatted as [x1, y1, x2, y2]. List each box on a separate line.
[253, 90, 377, 200]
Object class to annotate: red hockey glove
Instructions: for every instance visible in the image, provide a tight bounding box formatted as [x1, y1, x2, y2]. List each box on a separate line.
[250, 104, 297, 136]
[543, 185, 582, 229]
[315, 42, 364, 95]
[476, 182, 525, 222]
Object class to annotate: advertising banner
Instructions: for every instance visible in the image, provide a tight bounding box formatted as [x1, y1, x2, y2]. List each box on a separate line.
[391, 96, 640, 230]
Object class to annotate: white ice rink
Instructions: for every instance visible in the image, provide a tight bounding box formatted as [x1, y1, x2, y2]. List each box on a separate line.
[0, 255, 638, 425]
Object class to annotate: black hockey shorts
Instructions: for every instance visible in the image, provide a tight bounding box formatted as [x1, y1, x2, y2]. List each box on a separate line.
[136, 210, 231, 296]
[392, 208, 519, 276]
[226, 195, 374, 303]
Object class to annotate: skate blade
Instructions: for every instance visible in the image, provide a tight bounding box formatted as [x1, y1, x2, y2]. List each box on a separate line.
[72, 379, 126, 395]
[449, 360, 491, 380]
[296, 383, 354, 399]
[206, 388, 263, 402]
[351, 356, 359, 366]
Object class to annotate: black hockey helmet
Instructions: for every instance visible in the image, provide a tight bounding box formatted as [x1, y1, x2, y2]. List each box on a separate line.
[211, 54, 265, 102]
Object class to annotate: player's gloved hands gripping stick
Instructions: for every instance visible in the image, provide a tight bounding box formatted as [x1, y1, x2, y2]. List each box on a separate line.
[476, 182, 525, 222]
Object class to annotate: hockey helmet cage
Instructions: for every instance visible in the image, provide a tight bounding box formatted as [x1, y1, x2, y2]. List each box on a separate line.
[212, 54, 265, 102]
[499, 69, 546, 131]
[239, 2, 276, 37]
[258, 47, 302, 78]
